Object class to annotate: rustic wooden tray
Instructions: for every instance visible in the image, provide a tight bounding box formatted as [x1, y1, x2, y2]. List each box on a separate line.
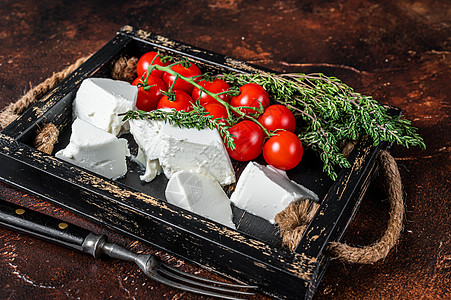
[0, 25, 397, 299]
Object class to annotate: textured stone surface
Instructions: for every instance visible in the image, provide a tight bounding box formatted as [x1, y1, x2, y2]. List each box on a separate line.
[0, 0, 450, 299]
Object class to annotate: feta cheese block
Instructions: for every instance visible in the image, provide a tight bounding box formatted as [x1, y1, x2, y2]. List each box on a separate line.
[230, 161, 319, 224]
[73, 78, 137, 136]
[129, 118, 235, 186]
[55, 118, 129, 180]
[165, 171, 235, 229]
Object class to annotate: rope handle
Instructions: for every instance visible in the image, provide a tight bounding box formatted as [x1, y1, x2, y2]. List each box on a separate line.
[327, 150, 404, 264]
[0, 56, 90, 130]
[276, 150, 404, 264]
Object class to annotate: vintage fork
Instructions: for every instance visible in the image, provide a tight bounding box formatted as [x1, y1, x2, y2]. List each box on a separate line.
[0, 200, 257, 299]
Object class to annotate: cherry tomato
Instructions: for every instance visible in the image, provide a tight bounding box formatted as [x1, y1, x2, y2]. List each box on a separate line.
[204, 103, 229, 125]
[136, 51, 170, 79]
[163, 62, 202, 94]
[132, 76, 167, 112]
[230, 83, 270, 115]
[258, 104, 296, 132]
[157, 90, 194, 112]
[192, 78, 231, 106]
[263, 131, 303, 170]
[226, 120, 264, 161]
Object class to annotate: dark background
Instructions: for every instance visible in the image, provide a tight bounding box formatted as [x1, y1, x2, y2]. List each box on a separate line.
[0, 0, 450, 299]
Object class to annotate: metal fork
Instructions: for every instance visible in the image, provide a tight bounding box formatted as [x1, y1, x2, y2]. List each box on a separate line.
[0, 200, 257, 299]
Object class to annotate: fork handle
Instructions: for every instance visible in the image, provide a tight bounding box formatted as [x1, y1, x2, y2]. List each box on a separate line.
[0, 199, 98, 253]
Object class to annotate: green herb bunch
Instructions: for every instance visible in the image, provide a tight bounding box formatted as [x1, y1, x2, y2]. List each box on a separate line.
[223, 72, 425, 179]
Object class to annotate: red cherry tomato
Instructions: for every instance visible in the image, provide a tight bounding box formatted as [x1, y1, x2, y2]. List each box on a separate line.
[204, 103, 229, 125]
[192, 78, 231, 106]
[157, 90, 194, 112]
[163, 62, 202, 94]
[258, 104, 296, 132]
[263, 131, 303, 170]
[132, 76, 167, 112]
[230, 83, 270, 115]
[136, 51, 170, 79]
[226, 120, 264, 161]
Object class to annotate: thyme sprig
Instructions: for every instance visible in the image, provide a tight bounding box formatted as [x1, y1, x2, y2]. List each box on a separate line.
[223, 72, 425, 180]
[122, 107, 236, 150]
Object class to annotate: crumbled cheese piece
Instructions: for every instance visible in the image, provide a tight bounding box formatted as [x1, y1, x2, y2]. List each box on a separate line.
[134, 147, 162, 182]
[55, 118, 129, 180]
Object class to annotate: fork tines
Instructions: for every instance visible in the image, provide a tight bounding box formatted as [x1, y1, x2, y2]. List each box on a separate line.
[155, 262, 258, 299]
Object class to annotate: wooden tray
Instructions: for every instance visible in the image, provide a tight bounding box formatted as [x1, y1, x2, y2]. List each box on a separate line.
[0, 25, 397, 299]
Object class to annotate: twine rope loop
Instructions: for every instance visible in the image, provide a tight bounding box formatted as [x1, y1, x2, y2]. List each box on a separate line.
[275, 150, 404, 264]
[327, 150, 404, 264]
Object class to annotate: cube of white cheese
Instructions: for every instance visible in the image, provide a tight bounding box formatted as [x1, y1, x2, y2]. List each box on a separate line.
[165, 171, 235, 229]
[55, 118, 129, 180]
[73, 78, 137, 136]
[230, 161, 319, 224]
[129, 118, 236, 186]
